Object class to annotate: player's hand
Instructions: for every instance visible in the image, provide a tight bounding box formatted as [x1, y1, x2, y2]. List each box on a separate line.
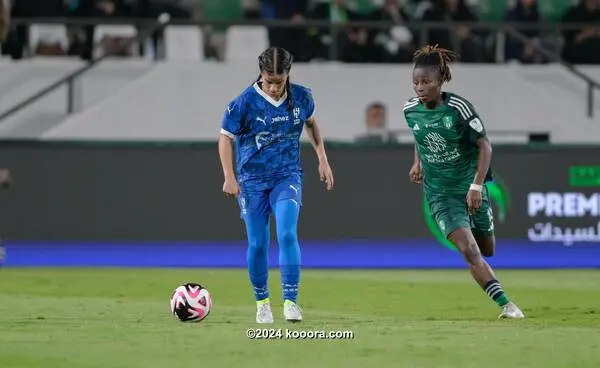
[319, 160, 334, 191]
[0, 168, 11, 189]
[466, 189, 482, 214]
[222, 177, 240, 198]
[409, 163, 422, 184]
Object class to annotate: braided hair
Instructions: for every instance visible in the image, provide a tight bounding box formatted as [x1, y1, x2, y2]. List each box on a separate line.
[256, 47, 294, 111]
[412, 44, 458, 84]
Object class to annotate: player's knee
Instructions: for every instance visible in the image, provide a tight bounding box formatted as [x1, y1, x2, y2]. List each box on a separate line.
[277, 229, 298, 248]
[248, 238, 268, 254]
[477, 237, 495, 257]
[460, 242, 483, 265]
[481, 247, 494, 258]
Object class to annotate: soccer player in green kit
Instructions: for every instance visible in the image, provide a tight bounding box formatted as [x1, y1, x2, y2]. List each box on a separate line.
[404, 45, 524, 319]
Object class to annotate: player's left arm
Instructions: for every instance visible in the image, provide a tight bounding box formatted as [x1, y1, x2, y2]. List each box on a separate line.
[303, 87, 334, 190]
[451, 95, 490, 211]
[451, 95, 491, 188]
[473, 136, 491, 185]
[464, 112, 490, 213]
[305, 116, 334, 190]
[467, 116, 491, 187]
[304, 117, 326, 163]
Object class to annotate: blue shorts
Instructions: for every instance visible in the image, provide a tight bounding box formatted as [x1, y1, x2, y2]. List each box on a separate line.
[237, 172, 303, 220]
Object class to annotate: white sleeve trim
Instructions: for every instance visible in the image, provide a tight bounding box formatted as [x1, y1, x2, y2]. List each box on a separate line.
[220, 128, 236, 139]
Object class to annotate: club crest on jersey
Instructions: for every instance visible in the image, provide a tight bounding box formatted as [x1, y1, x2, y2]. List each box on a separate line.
[443, 116, 453, 129]
[293, 107, 301, 125]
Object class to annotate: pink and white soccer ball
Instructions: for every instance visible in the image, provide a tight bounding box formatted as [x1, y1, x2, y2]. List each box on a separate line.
[170, 283, 212, 322]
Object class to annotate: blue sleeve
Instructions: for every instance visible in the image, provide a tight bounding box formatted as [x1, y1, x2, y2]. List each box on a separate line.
[220, 97, 245, 138]
[305, 88, 315, 120]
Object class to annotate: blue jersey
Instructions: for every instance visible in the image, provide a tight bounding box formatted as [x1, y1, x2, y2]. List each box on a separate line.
[220, 82, 315, 183]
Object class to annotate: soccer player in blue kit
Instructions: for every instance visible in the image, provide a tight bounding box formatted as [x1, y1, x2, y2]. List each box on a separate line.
[218, 47, 334, 324]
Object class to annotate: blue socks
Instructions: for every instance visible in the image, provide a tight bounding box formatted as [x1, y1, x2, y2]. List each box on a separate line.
[244, 216, 270, 301]
[245, 199, 301, 304]
[275, 199, 301, 303]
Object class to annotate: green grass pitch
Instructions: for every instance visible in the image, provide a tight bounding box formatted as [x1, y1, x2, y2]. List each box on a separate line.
[1, 268, 599, 368]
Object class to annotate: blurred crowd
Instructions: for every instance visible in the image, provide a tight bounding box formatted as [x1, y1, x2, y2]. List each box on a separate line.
[1, 0, 195, 59]
[0, 0, 599, 65]
[245, 0, 600, 64]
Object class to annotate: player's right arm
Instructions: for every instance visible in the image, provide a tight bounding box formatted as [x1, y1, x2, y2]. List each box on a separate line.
[218, 136, 239, 197]
[412, 144, 421, 166]
[219, 99, 244, 197]
[403, 99, 423, 184]
[409, 144, 422, 184]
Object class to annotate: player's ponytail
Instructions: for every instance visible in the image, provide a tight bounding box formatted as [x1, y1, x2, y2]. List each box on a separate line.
[413, 44, 457, 84]
[257, 47, 294, 111]
[285, 78, 293, 112]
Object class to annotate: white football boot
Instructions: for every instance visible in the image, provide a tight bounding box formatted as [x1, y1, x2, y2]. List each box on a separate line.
[256, 301, 274, 324]
[498, 302, 525, 319]
[283, 300, 303, 323]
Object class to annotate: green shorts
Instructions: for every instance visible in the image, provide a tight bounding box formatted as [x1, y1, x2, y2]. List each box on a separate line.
[426, 187, 494, 239]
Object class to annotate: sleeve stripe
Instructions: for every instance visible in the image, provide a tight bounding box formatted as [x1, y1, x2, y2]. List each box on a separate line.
[308, 107, 315, 120]
[449, 96, 473, 115]
[448, 101, 469, 120]
[220, 128, 236, 139]
[403, 101, 419, 111]
[449, 97, 473, 120]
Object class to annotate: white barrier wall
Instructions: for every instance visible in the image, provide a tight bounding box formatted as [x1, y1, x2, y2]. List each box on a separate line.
[5, 60, 600, 143]
[0, 59, 154, 138]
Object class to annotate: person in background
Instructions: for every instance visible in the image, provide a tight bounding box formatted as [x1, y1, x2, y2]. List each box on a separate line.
[75, 0, 133, 59]
[134, 0, 192, 59]
[504, 0, 540, 63]
[242, 0, 261, 19]
[2, 0, 65, 59]
[261, 0, 311, 62]
[136, 0, 191, 19]
[355, 102, 397, 143]
[562, 0, 600, 64]
[422, 0, 486, 62]
[365, 0, 416, 62]
[308, 0, 368, 61]
[0, 168, 10, 189]
[0, 0, 10, 45]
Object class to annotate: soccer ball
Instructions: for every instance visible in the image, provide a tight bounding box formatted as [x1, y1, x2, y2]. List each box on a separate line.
[170, 282, 212, 322]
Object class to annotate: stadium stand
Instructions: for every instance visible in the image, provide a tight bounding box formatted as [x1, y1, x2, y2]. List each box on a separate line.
[164, 25, 204, 60]
[0, 0, 598, 144]
[34, 61, 600, 143]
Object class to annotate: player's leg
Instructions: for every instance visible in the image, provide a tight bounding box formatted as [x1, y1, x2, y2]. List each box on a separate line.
[271, 174, 303, 322]
[472, 188, 495, 257]
[430, 195, 524, 319]
[447, 228, 523, 319]
[474, 234, 495, 257]
[239, 189, 273, 323]
[469, 192, 523, 317]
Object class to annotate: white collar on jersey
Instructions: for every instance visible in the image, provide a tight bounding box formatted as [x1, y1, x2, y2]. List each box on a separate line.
[253, 82, 288, 108]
